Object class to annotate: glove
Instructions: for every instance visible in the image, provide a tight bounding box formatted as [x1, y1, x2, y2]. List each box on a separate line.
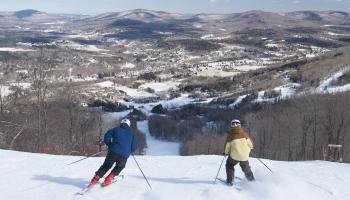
[108, 138, 113, 146]
[96, 139, 104, 146]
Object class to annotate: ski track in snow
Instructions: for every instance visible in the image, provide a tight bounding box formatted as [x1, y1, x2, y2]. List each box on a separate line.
[1, 150, 350, 200]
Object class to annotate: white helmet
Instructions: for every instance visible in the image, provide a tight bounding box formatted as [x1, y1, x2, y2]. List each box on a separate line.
[121, 118, 131, 127]
[230, 119, 241, 127]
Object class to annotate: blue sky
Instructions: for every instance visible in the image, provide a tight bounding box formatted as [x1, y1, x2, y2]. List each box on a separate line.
[1, 0, 350, 15]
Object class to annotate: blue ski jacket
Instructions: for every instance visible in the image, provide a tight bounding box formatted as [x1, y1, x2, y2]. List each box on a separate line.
[104, 124, 138, 158]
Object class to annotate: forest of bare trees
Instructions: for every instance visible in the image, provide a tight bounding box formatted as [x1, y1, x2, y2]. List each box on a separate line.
[149, 92, 350, 163]
[0, 51, 146, 156]
[0, 94, 146, 155]
[245, 92, 350, 162]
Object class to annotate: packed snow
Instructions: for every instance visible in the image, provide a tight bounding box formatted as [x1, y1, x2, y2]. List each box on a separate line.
[70, 44, 108, 52]
[139, 81, 180, 93]
[0, 150, 349, 200]
[255, 83, 301, 103]
[0, 47, 34, 52]
[317, 67, 350, 93]
[95, 81, 155, 98]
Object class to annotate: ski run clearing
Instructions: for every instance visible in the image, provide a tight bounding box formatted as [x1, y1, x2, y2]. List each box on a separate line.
[1, 150, 349, 200]
[137, 120, 180, 156]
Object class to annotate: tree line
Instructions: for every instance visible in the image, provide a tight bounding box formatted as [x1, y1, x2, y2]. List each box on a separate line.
[148, 92, 350, 162]
[246, 92, 350, 162]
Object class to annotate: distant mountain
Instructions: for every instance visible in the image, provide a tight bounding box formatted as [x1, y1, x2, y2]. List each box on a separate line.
[116, 9, 186, 22]
[190, 13, 226, 22]
[0, 9, 80, 27]
[186, 10, 304, 31]
[4, 9, 347, 34]
[80, 9, 188, 26]
[287, 11, 350, 24]
[14, 9, 47, 18]
[287, 11, 323, 21]
[185, 10, 350, 31]
[68, 9, 350, 37]
[223, 10, 292, 27]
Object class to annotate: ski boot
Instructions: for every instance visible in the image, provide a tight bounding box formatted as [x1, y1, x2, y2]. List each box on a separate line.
[89, 174, 100, 186]
[102, 173, 115, 187]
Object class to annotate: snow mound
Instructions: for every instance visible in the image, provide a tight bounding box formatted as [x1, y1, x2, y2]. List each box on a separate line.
[1, 150, 349, 200]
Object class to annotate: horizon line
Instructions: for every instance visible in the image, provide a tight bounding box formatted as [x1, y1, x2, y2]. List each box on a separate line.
[1, 8, 350, 16]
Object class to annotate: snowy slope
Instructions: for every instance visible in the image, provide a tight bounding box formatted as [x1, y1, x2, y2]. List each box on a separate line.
[1, 150, 349, 200]
[137, 120, 180, 155]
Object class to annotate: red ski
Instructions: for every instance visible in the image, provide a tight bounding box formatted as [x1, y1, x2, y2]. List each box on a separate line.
[75, 175, 124, 195]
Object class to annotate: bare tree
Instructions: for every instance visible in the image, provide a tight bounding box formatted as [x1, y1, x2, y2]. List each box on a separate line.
[30, 49, 54, 152]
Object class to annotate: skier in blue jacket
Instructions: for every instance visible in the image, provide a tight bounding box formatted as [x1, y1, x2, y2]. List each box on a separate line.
[90, 118, 138, 187]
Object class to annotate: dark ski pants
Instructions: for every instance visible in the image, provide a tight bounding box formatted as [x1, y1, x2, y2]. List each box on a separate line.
[226, 156, 255, 183]
[95, 151, 127, 178]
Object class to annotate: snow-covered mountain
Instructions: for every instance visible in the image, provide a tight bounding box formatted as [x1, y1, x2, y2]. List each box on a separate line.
[286, 11, 350, 23]
[80, 9, 188, 26]
[13, 9, 47, 19]
[0, 9, 75, 26]
[1, 150, 349, 200]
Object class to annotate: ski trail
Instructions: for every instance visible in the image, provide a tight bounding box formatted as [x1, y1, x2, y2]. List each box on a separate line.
[137, 120, 180, 156]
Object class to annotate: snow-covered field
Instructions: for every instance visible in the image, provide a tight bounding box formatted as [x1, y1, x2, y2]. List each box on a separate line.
[0, 150, 349, 200]
[0, 47, 34, 52]
[139, 81, 180, 93]
[95, 81, 155, 98]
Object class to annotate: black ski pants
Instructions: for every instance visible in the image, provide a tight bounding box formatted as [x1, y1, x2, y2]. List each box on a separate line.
[226, 156, 255, 183]
[95, 151, 127, 178]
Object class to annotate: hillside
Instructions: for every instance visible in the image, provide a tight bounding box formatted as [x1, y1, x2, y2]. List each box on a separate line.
[1, 8, 350, 164]
[1, 150, 349, 200]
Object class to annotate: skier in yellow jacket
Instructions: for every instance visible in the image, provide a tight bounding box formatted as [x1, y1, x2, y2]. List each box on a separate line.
[224, 119, 255, 185]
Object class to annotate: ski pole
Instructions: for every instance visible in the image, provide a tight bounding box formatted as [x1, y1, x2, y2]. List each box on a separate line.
[256, 157, 273, 173]
[132, 154, 152, 190]
[213, 155, 227, 184]
[251, 151, 273, 173]
[67, 150, 106, 166]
